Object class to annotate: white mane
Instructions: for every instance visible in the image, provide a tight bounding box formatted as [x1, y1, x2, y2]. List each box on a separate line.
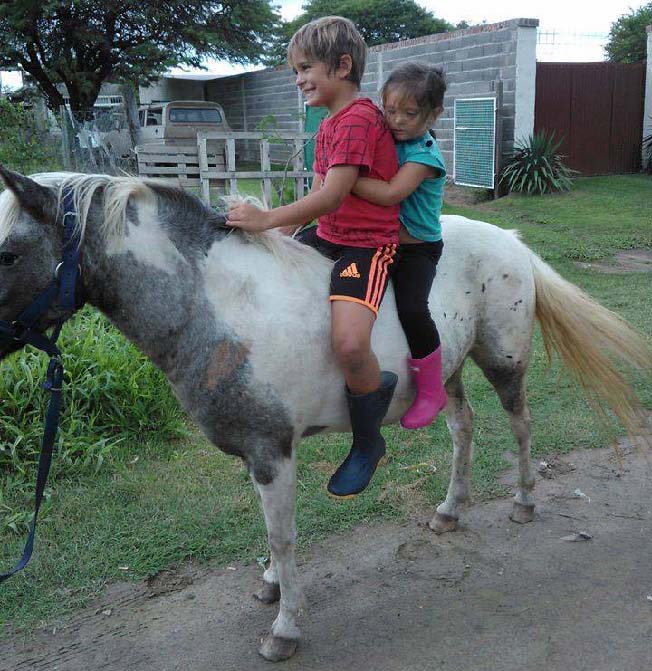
[0, 173, 331, 277]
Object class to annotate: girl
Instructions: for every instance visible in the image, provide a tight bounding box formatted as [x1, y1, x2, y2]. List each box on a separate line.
[352, 62, 447, 429]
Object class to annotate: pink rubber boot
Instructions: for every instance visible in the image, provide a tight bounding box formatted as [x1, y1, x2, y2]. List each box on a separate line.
[401, 346, 447, 429]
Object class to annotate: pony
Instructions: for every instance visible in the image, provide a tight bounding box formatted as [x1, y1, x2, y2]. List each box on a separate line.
[0, 167, 649, 661]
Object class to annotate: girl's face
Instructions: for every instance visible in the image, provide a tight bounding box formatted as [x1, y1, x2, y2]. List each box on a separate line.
[383, 88, 430, 142]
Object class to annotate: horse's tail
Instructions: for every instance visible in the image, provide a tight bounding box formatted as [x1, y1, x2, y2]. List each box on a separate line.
[526, 246, 652, 435]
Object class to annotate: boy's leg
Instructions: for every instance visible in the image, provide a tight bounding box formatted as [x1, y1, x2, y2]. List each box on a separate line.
[326, 243, 398, 498]
[330, 301, 379, 394]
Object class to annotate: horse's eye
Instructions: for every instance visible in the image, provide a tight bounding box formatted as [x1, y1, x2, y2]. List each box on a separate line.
[0, 253, 18, 266]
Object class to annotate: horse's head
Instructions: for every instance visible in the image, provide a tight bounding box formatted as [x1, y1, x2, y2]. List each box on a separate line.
[0, 167, 70, 359]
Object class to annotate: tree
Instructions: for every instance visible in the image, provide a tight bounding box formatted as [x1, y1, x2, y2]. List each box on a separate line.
[265, 0, 456, 65]
[0, 1, 281, 119]
[604, 3, 652, 63]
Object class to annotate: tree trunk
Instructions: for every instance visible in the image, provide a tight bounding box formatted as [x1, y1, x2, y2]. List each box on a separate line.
[120, 80, 142, 148]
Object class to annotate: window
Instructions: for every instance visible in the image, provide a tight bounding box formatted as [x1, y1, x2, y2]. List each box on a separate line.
[168, 108, 222, 124]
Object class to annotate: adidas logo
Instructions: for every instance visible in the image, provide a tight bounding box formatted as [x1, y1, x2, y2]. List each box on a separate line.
[339, 263, 361, 279]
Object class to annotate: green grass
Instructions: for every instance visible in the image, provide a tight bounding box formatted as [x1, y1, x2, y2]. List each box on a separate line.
[1, 175, 651, 635]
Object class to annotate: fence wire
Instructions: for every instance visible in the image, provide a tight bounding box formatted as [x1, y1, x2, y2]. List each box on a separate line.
[60, 106, 137, 174]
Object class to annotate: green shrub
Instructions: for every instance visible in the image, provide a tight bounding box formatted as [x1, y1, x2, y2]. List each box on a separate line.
[0, 98, 62, 174]
[0, 309, 188, 532]
[500, 132, 577, 196]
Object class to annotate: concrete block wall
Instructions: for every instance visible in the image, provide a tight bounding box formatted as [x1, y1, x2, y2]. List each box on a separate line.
[364, 18, 538, 173]
[149, 18, 539, 178]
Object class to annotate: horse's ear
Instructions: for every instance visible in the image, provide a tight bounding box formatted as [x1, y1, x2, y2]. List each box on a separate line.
[0, 165, 58, 224]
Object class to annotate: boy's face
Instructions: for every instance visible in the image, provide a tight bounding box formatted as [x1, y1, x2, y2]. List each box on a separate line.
[292, 51, 341, 108]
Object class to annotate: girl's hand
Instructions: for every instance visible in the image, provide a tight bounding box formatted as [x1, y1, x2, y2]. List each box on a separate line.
[227, 203, 272, 233]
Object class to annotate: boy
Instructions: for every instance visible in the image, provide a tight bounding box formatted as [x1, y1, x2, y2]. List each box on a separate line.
[227, 16, 399, 498]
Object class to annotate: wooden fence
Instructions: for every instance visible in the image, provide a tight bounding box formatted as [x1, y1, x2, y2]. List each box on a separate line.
[135, 143, 226, 189]
[197, 131, 315, 205]
[135, 131, 315, 205]
[534, 62, 646, 175]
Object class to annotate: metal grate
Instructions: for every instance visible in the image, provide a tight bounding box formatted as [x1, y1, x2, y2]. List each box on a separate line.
[454, 98, 496, 188]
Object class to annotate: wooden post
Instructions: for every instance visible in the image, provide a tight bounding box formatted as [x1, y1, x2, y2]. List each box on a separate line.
[293, 138, 305, 201]
[198, 133, 210, 204]
[261, 140, 272, 206]
[493, 80, 504, 199]
[227, 138, 237, 195]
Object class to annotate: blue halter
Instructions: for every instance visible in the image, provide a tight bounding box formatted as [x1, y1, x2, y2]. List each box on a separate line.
[0, 188, 84, 583]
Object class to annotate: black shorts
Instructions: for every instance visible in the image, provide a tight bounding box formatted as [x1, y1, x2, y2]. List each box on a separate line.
[295, 227, 397, 315]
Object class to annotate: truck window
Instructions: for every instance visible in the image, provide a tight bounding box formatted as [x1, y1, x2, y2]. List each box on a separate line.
[146, 111, 162, 126]
[168, 108, 222, 124]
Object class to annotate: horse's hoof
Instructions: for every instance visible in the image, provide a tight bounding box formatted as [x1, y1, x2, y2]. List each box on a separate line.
[253, 581, 281, 605]
[428, 511, 458, 534]
[509, 502, 535, 524]
[258, 634, 298, 661]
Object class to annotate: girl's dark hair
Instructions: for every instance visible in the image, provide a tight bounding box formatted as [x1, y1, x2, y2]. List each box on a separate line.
[381, 62, 447, 121]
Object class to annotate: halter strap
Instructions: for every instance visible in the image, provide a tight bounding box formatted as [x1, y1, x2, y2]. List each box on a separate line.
[0, 187, 83, 583]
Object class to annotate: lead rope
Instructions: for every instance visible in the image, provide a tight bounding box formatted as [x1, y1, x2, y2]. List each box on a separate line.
[0, 188, 80, 582]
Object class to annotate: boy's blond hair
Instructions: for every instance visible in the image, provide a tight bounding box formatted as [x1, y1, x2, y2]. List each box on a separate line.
[288, 16, 367, 88]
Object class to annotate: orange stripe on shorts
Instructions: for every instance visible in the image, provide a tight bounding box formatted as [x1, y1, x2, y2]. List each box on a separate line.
[364, 248, 383, 306]
[368, 244, 396, 309]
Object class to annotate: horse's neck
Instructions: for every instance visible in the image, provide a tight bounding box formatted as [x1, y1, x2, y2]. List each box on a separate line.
[80, 214, 227, 376]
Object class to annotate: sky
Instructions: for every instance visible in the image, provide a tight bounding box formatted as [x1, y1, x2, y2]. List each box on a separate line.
[0, 0, 647, 89]
[277, 0, 640, 35]
[167, 0, 646, 76]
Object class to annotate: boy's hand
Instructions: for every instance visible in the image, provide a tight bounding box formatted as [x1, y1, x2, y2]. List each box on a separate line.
[227, 203, 273, 232]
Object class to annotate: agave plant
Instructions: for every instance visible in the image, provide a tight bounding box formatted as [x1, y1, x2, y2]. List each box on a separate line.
[500, 132, 577, 196]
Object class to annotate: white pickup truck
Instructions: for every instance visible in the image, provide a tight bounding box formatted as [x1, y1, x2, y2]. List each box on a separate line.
[138, 100, 231, 144]
[135, 101, 230, 188]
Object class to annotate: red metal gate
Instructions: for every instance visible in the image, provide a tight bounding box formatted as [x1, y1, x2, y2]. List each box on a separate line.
[534, 62, 646, 175]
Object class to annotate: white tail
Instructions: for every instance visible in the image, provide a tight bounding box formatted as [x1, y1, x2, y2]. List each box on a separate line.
[528, 249, 652, 435]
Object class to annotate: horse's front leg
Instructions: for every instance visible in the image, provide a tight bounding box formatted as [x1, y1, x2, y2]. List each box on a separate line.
[252, 447, 302, 662]
[250, 478, 281, 605]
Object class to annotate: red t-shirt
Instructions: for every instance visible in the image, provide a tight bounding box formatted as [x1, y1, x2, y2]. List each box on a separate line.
[313, 98, 399, 248]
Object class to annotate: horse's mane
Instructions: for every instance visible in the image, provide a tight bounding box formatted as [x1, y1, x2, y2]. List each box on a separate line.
[0, 173, 331, 274]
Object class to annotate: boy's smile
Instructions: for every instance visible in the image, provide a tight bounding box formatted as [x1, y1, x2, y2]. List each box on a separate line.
[291, 50, 358, 115]
[294, 57, 336, 108]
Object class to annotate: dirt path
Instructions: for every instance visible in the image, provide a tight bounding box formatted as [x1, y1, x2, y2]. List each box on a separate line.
[3, 445, 652, 671]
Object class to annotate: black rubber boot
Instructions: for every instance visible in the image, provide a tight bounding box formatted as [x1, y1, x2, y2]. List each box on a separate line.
[327, 371, 398, 498]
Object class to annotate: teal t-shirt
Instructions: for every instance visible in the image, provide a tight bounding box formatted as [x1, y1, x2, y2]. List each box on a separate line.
[395, 132, 446, 242]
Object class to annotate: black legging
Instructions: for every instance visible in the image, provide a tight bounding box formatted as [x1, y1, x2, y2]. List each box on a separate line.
[392, 240, 443, 359]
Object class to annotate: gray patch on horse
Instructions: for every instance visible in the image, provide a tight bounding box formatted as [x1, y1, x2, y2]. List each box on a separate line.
[480, 367, 526, 414]
[80, 221, 294, 486]
[125, 201, 139, 227]
[147, 183, 230, 260]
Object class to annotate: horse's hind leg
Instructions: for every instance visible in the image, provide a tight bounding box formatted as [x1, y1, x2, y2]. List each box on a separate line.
[481, 366, 535, 524]
[429, 364, 474, 534]
[252, 449, 302, 661]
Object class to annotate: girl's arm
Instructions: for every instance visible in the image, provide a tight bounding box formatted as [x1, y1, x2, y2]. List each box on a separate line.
[352, 162, 438, 206]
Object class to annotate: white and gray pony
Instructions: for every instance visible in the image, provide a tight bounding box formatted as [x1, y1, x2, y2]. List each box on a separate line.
[0, 169, 649, 661]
